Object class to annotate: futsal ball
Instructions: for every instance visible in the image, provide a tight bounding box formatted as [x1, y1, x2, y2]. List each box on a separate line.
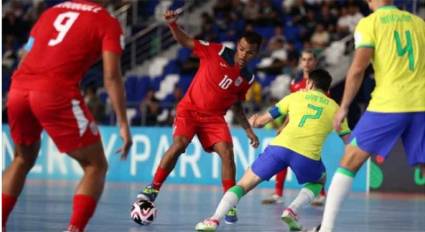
[130, 199, 157, 225]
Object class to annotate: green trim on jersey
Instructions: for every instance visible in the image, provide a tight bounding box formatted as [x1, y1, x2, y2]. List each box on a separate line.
[377, 5, 398, 11]
[356, 44, 375, 49]
[338, 130, 351, 136]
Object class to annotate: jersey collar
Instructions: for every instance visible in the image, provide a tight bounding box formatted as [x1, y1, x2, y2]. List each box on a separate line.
[377, 5, 398, 11]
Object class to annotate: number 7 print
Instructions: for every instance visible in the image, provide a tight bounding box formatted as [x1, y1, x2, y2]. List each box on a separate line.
[298, 104, 323, 127]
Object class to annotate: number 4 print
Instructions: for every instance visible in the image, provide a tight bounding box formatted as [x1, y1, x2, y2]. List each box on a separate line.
[394, 30, 415, 71]
[49, 12, 80, 46]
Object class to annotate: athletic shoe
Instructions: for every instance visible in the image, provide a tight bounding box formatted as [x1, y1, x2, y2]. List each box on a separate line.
[195, 218, 219, 231]
[261, 193, 284, 204]
[311, 195, 326, 206]
[136, 185, 159, 202]
[281, 208, 303, 231]
[224, 207, 238, 224]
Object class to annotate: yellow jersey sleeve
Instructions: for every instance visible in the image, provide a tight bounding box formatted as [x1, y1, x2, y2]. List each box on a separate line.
[354, 18, 375, 49]
[275, 94, 292, 116]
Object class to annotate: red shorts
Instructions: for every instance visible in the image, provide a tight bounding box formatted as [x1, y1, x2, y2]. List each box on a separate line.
[173, 108, 232, 152]
[7, 88, 100, 153]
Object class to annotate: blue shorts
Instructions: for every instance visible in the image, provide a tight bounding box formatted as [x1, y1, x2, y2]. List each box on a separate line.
[251, 145, 326, 184]
[350, 111, 425, 166]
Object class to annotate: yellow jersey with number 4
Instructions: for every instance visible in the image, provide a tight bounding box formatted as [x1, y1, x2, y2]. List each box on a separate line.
[269, 90, 350, 160]
[354, 6, 425, 112]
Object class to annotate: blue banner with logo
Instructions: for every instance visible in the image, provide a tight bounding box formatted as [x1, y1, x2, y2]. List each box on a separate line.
[2, 125, 368, 191]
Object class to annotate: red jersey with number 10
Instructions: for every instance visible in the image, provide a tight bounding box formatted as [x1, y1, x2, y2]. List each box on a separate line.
[178, 40, 255, 115]
[11, 0, 123, 95]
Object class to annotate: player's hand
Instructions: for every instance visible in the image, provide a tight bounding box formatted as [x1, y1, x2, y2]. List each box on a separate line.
[247, 129, 260, 148]
[333, 106, 348, 132]
[116, 125, 132, 160]
[164, 9, 180, 23]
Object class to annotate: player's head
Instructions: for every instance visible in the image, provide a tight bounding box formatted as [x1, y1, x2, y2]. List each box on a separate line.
[365, 0, 393, 11]
[307, 69, 332, 92]
[235, 32, 262, 67]
[300, 49, 318, 74]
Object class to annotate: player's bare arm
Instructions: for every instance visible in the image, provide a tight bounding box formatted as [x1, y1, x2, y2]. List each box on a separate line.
[232, 102, 259, 148]
[164, 10, 194, 49]
[248, 112, 274, 128]
[102, 51, 133, 159]
[334, 48, 373, 130]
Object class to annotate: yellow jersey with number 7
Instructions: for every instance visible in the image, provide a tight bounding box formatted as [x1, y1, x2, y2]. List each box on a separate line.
[354, 6, 425, 112]
[270, 90, 350, 161]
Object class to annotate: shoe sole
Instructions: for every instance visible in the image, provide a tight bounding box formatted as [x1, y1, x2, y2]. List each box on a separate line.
[282, 216, 303, 231]
[224, 219, 237, 225]
[195, 228, 216, 231]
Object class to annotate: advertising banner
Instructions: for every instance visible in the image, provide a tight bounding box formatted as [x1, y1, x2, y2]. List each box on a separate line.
[2, 125, 368, 192]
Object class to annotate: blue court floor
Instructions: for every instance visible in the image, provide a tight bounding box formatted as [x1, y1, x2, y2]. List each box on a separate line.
[7, 180, 425, 232]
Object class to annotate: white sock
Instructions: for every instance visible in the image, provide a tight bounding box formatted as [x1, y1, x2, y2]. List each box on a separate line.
[319, 171, 354, 232]
[288, 188, 315, 213]
[211, 191, 239, 221]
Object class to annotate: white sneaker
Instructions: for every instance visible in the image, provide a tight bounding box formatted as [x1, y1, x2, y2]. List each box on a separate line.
[311, 195, 326, 206]
[281, 208, 303, 231]
[261, 193, 283, 204]
[195, 218, 219, 231]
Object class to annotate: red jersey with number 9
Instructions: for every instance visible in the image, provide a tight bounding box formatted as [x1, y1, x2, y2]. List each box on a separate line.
[11, 0, 123, 96]
[177, 40, 255, 115]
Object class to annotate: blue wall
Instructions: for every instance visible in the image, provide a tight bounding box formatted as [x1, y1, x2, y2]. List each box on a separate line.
[2, 125, 368, 191]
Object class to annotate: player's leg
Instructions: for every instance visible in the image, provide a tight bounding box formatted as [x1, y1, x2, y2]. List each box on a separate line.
[2, 88, 43, 229]
[66, 142, 108, 232]
[2, 143, 40, 229]
[262, 168, 287, 204]
[138, 111, 195, 202]
[213, 142, 236, 192]
[196, 145, 287, 231]
[311, 172, 327, 206]
[198, 116, 237, 223]
[195, 168, 262, 231]
[275, 168, 287, 197]
[29, 91, 107, 232]
[282, 152, 326, 231]
[213, 142, 239, 224]
[401, 112, 425, 179]
[318, 112, 407, 232]
[137, 136, 191, 201]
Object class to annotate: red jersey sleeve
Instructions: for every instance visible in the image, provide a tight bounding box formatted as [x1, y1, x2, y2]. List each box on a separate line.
[193, 40, 222, 59]
[102, 17, 124, 54]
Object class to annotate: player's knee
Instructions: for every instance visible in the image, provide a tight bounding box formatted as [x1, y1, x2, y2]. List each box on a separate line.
[13, 153, 37, 172]
[171, 140, 188, 154]
[340, 146, 369, 173]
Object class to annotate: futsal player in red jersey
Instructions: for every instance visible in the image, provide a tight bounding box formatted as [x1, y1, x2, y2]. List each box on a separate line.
[2, 1, 132, 231]
[262, 50, 327, 206]
[136, 9, 261, 224]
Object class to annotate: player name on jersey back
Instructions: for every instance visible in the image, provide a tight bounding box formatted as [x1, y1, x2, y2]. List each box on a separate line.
[54, 1, 102, 13]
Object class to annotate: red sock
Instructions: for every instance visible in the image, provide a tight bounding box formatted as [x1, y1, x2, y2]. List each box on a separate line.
[275, 168, 288, 197]
[320, 188, 326, 197]
[2, 193, 17, 227]
[152, 167, 171, 190]
[68, 194, 97, 232]
[222, 179, 235, 192]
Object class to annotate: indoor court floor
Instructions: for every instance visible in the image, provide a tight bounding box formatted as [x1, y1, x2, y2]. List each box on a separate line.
[7, 180, 425, 232]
